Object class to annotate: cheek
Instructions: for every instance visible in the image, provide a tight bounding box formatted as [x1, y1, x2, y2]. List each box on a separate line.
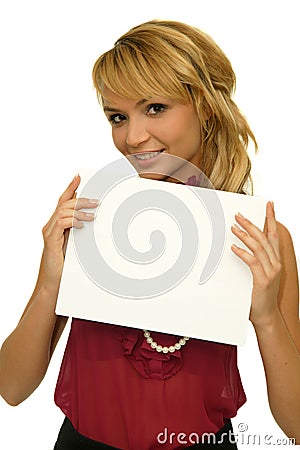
[183, 115, 202, 147]
[148, 120, 183, 145]
[154, 112, 198, 146]
[112, 129, 126, 154]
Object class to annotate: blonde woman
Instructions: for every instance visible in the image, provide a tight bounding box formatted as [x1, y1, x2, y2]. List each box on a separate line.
[0, 20, 299, 450]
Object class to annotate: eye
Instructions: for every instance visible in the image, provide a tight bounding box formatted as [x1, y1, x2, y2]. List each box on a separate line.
[107, 113, 127, 125]
[146, 103, 168, 115]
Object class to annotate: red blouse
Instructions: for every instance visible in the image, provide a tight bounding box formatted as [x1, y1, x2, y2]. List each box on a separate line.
[54, 319, 246, 449]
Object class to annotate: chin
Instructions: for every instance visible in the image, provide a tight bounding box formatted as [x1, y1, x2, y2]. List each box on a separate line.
[138, 172, 184, 184]
[138, 172, 167, 180]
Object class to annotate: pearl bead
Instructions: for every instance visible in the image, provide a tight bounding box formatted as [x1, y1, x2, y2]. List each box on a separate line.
[142, 330, 190, 354]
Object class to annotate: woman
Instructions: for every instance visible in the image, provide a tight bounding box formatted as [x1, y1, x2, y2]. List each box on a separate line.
[0, 20, 299, 449]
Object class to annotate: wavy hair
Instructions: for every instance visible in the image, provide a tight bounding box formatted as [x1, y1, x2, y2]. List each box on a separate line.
[92, 20, 257, 193]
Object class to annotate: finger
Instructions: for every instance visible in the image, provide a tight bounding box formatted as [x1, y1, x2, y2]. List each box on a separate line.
[74, 197, 100, 210]
[73, 209, 96, 222]
[43, 215, 84, 244]
[53, 217, 85, 232]
[234, 211, 279, 267]
[57, 197, 99, 211]
[265, 201, 281, 261]
[57, 174, 81, 206]
[44, 197, 99, 238]
[231, 224, 274, 275]
[231, 243, 268, 282]
[52, 208, 96, 223]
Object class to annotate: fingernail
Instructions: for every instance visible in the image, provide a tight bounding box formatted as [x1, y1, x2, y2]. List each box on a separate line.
[236, 212, 245, 220]
[232, 224, 242, 232]
[88, 198, 99, 205]
[73, 173, 80, 181]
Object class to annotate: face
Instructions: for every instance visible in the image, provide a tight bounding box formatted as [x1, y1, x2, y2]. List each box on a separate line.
[102, 86, 203, 184]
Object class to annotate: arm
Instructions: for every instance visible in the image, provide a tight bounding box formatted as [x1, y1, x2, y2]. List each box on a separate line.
[232, 202, 300, 443]
[0, 175, 98, 406]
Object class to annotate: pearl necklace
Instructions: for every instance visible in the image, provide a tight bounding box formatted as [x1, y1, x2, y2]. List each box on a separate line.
[143, 330, 190, 354]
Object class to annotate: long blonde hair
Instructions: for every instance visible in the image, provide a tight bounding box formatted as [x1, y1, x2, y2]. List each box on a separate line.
[92, 20, 257, 193]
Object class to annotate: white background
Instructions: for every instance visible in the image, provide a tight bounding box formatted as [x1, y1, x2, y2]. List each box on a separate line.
[0, 0, 299, 448]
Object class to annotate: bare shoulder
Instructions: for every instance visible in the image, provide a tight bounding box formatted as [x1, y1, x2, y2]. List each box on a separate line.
[276, 221, 300, 352]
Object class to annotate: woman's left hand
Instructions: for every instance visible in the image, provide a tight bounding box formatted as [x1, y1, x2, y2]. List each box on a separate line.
[231, 201, 282, 327]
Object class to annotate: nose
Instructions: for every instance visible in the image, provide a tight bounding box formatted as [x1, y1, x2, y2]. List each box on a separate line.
[126, 118, 150, 148]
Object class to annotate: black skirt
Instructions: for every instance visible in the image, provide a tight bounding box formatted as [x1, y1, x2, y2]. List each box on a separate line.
[53, 417, 238, 449]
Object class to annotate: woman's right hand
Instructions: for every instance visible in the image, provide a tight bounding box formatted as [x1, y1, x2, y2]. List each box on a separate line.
[0, 174, 99, 405]
[41, 174, 99, 291]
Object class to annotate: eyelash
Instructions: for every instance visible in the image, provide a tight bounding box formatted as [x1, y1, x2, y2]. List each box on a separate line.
[107, 103, 168, 125]
[146, 103, 168, 115]
[108, 113, 126, 125]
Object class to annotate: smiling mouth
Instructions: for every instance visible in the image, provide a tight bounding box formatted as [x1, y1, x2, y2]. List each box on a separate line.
[133, 150, 164, 160]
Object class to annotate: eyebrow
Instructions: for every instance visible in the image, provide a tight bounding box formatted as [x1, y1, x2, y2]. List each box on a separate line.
[103, 106, 120, 113]
[103, 98, 149, 113]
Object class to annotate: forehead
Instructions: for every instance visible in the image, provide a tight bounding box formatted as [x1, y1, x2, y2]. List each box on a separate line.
[101, 85, 151, 106]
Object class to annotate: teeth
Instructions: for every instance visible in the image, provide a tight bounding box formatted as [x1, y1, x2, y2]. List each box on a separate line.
[134, 151, 162, 160]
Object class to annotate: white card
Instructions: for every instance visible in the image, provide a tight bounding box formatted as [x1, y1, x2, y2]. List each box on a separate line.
[56, 163, 266, 345]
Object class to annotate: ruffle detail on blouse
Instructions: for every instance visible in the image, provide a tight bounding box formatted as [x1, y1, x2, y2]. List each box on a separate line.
[119, 328, 183, 380]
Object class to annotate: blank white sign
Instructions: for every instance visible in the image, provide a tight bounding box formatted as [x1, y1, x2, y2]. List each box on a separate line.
[56, 168, 266, 345]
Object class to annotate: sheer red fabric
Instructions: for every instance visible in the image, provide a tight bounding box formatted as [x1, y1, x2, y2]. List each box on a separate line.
[54, 319, 246, 449]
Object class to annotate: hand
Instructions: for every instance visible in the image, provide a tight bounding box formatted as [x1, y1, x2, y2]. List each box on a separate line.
[41, 174, 99, 290]
[231, 201, 282, 327]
